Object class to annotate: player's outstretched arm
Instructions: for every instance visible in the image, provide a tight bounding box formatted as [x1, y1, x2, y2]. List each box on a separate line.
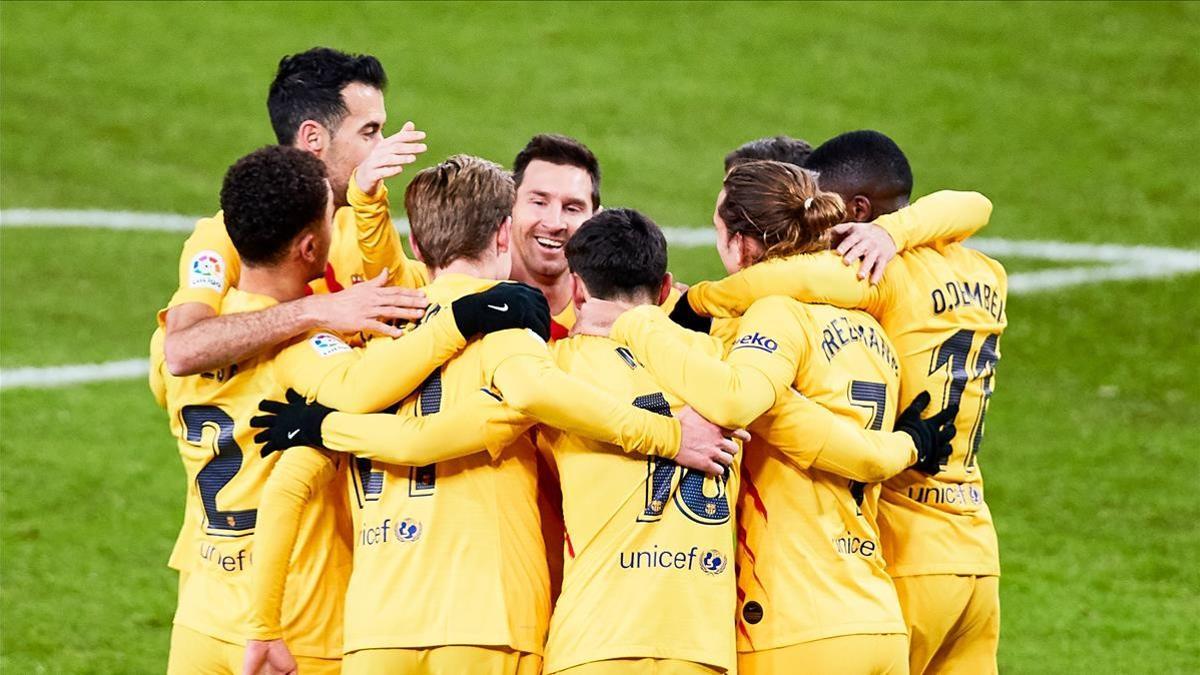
[875, 190, 993, 252]
[484, 330, 738, 476]
[276, 282, 548, 413]
[603, 302, 798, 430]
[682, 252, 879, 321]
[162, 271, 426, 376]
[826, 190, 993, 284]
[753, 389, 917, 483]
[247, 446, 339, 650]
[251, 389, 534, 465]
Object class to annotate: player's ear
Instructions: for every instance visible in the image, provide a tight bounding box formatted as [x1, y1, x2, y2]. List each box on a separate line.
[294, 120, 328, 156]
[658, 272, 674, 305]
[296, 230, 318, 264]
[571, 273, 590, 308]
[737, 233, 763, 269]
[846, 194, 873, 223]
[409, 233, 425, 264]
[495, 216, 511, 254]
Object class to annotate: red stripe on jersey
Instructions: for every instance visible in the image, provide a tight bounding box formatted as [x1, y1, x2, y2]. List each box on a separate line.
[324, 263, 344, 292]
[741, 464, 769, 523]
[549, 320, 569, 342]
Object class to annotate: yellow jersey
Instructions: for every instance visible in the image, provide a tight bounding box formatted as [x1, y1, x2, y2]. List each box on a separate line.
[159, 174, 427, 319]
[159, 288, 353, 659]
[338, 273, 683, 656]
[686, 229, 1007, 578]
[610, 298, 909, 652]
[541, 334, 739, 673]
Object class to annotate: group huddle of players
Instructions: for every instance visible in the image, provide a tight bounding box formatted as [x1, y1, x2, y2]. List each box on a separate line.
[149, 46, 1008, 675]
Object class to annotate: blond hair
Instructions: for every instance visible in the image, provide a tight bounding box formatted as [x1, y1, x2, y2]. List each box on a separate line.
[403, 154, 515, 269]
[718, 160, 845, 262]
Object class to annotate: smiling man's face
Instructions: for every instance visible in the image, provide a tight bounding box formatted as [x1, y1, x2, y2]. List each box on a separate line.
[510, 159, 596, 282]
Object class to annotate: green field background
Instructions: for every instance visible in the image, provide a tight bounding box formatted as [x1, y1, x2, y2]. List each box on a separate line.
[2, 2, 1198, 673]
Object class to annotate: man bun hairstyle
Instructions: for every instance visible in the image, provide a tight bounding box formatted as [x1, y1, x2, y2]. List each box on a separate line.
[724, 135, 814, 172]
[512, 134, 601, 209]
[404, 154, 515, 270]
[565, 208, 667, 302]
[267, 47, 388, 145]
[803, 129, 913, 204]
[220, 145, 329, 266]
[719, 160, 845, 262]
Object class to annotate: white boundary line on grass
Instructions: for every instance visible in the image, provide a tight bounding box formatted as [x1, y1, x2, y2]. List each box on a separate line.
[2, 208, 1198, 390]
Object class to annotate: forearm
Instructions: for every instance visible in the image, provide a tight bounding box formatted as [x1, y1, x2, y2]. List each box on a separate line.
[877, 190, 993, 250]
[685, 254, 870, 319]
[321, 391, 534, 464]
[493, 354, 681, 459]
[754, 390, 916, 482]
[164, 300, 316, 376]
[248, 447, 333, 641]
[347, 173, 405, 282]
[302, 310, 466, 413]
[611, 306, 779, 429]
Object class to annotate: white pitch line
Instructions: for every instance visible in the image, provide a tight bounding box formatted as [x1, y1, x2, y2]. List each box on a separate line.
[1, 208, 1198, 390]
[1, 358, 148, 389]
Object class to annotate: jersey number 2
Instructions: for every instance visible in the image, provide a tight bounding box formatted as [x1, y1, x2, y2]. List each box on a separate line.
[181, 405, 256, 536]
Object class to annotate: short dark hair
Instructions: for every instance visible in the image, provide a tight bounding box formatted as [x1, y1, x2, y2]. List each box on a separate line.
[267, 47, 388, 145]
[724, 135, 813, 171]
[404, 155, 515, 270]
[803, 130, 913, 204]
[512, 134, 601, 209]
[220, 145, 329, 265]
[565, 208, 667, 302]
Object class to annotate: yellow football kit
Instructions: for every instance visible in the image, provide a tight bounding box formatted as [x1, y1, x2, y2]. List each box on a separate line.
[541, 334, 739, 674]
[250, 273, 682, 674]
[160, 290, 353, 672]
[610, 298, 911, 671]
[684, 196, 1007, 674]
[159, 282, 484, 672]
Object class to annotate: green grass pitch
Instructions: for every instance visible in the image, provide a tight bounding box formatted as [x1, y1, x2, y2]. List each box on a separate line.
[1, 1, 1197, 672]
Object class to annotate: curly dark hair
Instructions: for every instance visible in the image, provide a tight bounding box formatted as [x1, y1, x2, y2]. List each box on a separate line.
[267, 47, 388, 145]
[220, 145, 329, 265]
[565, 207, 667, 302]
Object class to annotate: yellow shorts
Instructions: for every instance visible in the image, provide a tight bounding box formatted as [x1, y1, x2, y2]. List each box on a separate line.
[344, 645, 540, 675]
[739, 634, 908, 675]
[554, 657, 723, 674]
[893, 575, 999, 675]
[168, 624, 242, 675]
[167, 624, 341, 675]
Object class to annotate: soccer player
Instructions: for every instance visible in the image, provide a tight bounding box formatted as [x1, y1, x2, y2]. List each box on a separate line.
[158, 46, 430, 379]
[159, 145, 550, 675]
[575, 161, 961, 674]
[240, 155, 740, 675]
[680, 131, 1008, 675]
[546, 208, 963, 675]
[724, 134, 814, 171]
[507, 133, 610, 336]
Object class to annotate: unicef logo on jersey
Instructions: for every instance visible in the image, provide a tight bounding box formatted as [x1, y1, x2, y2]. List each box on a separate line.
[701, 549, 728, 575]
[395, 518, 422, 543]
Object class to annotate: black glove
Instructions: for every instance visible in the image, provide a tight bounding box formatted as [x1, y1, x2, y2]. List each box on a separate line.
[251, 389, 334, 457]
[667, 289, 714, 334]
[451, 282, 551, 341]
[895, 391, 958, 475]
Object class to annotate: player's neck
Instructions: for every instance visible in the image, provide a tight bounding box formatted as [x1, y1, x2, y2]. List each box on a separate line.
[238, 264, 313, 303]
[511, 265, 573, 316]
[431, 257, 503, 282]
